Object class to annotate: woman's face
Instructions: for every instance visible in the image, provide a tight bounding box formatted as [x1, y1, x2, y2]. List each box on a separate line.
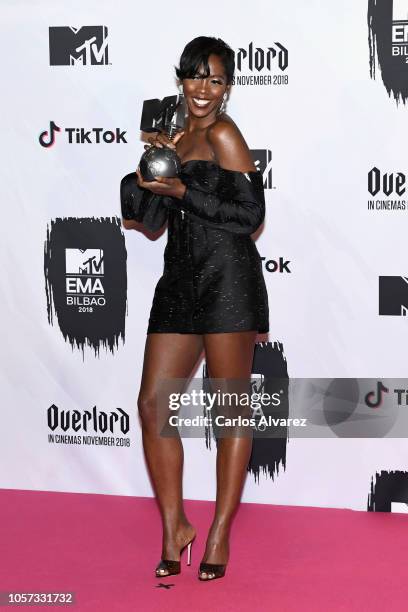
[181, 53, 230, 119]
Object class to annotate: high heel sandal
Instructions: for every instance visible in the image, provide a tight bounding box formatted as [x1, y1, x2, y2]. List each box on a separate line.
[155, 536, 195, 577]
[198, 562, 227, 581]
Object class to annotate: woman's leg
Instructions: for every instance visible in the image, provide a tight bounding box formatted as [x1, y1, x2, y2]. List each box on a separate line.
[200, 330, 257, 578]
[138, 332, 204, 571]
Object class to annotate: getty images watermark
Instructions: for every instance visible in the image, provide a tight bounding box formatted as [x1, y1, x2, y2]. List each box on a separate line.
[152, 377, 408, 439]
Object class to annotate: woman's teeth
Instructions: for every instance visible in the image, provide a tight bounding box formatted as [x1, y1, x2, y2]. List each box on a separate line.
[192, 98, 211, 107]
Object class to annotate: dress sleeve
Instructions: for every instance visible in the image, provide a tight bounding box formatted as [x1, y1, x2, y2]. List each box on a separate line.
[120, 172, 169, 232]
[177, 165, 266, 235]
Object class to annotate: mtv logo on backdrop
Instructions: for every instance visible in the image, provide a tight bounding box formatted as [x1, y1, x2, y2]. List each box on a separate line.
[49, 26, 109, 66]
[250, 149, 273, 189]
[251, 372, 265, 395]
[393, 0, 408, 20]
[379, 276, 408, 316]
[65, 249, 104, 276]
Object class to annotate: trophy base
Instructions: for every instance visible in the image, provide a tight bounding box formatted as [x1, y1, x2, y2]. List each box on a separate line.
[140, 147, 182, 182]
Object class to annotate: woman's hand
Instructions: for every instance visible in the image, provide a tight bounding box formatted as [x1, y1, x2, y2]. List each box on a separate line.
[144, 129, 185, 151]
[136, 168, 187, 199]
[137, 129, 186, 198]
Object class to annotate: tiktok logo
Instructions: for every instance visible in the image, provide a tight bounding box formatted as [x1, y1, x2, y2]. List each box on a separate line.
[39, 121, 61, 148]
[39, 122, 127, 146]
[365, 381, 389, 408]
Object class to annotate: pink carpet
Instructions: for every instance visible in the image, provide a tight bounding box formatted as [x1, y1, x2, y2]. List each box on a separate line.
[1, 488, 407, 611]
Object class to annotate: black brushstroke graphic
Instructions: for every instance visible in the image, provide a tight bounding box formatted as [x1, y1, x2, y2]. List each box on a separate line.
[368, 469, 408, 511]
[368, 0, 408, 105]
[202, 340, 288, 482]
[44, 217, 127, 357]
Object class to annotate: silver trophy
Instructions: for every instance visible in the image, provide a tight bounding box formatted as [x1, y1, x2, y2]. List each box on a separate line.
[139, 93, 186, 182]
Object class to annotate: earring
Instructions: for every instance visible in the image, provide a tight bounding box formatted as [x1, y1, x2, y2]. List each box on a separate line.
[178, 84, 183, 95]
[218, 92, 227, 114]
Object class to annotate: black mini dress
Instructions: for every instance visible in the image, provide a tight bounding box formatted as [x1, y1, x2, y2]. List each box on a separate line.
[120, 159, 269, 334]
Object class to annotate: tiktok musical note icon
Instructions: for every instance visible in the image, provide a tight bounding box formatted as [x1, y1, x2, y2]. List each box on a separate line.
[39, 121, 61, 148]
[365, 381, 389, 409]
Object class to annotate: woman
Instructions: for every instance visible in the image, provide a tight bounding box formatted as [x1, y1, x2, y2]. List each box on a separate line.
[121, 36, 269, 581]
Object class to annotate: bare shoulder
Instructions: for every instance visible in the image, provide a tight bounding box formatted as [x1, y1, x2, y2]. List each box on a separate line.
[206, 115, 256, 172]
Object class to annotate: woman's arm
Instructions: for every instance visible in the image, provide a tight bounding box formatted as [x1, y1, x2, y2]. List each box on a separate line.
[120, 172, 169, 232]
[176, 121, 265, 235]
[178, 170, 265, 235]
[207, 120, 257, 173]
[120, 130, 185, 231]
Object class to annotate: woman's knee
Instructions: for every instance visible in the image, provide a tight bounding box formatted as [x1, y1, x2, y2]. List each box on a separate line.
[137, 392, 157, 429]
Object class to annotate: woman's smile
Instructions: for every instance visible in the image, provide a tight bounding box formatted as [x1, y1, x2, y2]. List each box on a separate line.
[185, 90, 220, 118]
[192, 97, 211, 107]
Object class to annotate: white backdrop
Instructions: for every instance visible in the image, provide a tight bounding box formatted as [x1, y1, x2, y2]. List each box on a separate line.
[1, 0, 407, 511]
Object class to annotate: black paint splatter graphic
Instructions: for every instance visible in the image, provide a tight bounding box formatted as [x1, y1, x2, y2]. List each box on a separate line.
[249, 341, 289, 482]
[202, 340, 288, 482]
[368, 469, 408, 511]
[44, 217, 127, 357]
[368, 0, 408, 105]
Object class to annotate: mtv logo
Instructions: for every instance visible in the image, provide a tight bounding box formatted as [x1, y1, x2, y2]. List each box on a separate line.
[49, 26, 109, 66]
[379, 276, 408, 315]
[65, 249, 104, 275]
[391, 502, 408, 512]
[393, 0, 408, 21]
[250, 372, 265, 394]
[250, 149, 273, 189]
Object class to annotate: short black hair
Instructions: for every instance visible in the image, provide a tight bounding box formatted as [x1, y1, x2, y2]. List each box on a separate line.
[175, 36, 235, 85]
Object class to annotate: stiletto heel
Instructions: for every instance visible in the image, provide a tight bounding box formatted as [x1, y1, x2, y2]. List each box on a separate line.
[155, 535, 195, 577]
[186, 540, 193, 566]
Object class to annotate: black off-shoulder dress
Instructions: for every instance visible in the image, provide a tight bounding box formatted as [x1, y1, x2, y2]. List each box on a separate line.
[120, 159, 269, 334]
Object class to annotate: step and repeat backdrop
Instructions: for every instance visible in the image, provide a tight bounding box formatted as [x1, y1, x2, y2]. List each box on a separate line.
[1, 0, 408, 512]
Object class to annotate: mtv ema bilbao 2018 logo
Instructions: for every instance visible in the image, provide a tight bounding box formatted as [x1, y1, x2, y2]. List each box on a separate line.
[44, 218, 127, 357]
[368, 0, 408, 104]
[49, 26, 109, 66]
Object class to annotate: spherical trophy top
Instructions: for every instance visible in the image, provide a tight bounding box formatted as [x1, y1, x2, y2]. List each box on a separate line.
[139, 144, 182, 182]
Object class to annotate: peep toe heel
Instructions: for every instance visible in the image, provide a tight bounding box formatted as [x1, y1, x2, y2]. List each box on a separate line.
[155, 536, 195, 577]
